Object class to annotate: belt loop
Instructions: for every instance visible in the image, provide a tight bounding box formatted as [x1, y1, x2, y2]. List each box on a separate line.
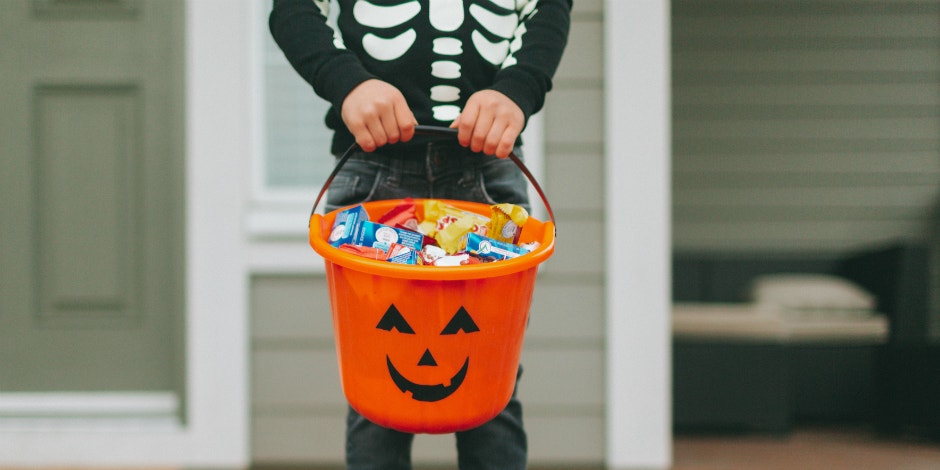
[427, 141, 438, 164]
[425, 141, 436, 178]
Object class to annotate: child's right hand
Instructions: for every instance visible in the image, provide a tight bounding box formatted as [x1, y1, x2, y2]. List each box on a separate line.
[341, 79, 417, 152]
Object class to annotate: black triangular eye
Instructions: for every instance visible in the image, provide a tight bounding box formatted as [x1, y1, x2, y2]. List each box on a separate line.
[440, 307, 479, 335]
[376, 304, 414, 334]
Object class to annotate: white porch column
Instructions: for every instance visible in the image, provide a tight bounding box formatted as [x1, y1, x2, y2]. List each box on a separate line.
[604, 0, 672, 468]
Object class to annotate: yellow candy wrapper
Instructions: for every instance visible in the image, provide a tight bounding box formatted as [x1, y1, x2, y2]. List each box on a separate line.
[419, 200, 490, 254]
[487, 203, 529, 244]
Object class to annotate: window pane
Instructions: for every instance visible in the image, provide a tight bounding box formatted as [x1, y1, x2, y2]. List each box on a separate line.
[263, 19, 334, 190]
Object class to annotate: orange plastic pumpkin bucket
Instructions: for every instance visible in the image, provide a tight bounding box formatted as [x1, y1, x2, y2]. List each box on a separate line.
[308, 126, 556, 434]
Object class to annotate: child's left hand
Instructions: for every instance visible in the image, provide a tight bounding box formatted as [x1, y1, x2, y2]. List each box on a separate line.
[450, 90, 524, 159]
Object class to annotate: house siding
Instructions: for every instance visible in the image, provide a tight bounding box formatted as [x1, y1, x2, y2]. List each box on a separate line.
[671, 0, 940, 344]
[672, 0, 940, 253]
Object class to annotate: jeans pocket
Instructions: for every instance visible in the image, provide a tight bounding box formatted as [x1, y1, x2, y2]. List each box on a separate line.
[325, 158, 385, 212]
[476, 155, 530, 209]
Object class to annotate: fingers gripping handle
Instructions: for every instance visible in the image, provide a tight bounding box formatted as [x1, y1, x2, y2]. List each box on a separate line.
[310, 125, 555, 224]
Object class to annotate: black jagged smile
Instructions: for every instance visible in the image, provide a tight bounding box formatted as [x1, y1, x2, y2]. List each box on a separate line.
[386, 355, 469, 402]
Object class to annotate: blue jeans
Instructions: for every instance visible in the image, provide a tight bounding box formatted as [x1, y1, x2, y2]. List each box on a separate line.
[324, 141, 530, 213]
[326, 141, 530, 470]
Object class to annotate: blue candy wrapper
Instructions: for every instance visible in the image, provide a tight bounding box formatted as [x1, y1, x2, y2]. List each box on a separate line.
[386, 243, 420, 265]
[356, 221, 424, 253]
[465, 232, 532, 261]
[329, 205, 369, 247]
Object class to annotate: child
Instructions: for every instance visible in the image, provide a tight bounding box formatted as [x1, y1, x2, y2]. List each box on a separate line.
[270, 1, 570, 468]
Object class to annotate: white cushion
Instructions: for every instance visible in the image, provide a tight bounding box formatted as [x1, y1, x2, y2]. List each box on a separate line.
[747, 274, 876, 311]
[672, 302, 888, 343]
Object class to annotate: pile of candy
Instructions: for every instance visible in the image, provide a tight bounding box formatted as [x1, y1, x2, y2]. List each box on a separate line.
[328, 198, 539, 266]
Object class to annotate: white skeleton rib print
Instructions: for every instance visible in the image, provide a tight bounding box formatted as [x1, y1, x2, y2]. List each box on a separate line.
[340, 0, 540, 122]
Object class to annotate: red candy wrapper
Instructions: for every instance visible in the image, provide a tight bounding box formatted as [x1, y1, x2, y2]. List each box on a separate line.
[338, 244, 387, 260]
[377, 198, 420, 232]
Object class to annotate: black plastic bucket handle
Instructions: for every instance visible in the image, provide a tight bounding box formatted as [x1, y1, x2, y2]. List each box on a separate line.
[310, 125, 555, 223]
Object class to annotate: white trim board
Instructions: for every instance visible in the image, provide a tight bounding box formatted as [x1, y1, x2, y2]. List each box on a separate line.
[0, 392, 180, 432]
[0, 392, 178, 418]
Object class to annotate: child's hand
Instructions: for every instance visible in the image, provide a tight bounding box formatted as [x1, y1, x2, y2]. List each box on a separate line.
[450, 90, 524, 159]
[341, 79, 417, 152]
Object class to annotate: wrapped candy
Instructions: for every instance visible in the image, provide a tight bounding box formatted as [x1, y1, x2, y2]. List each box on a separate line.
[419, 200, 490, 254]
[487, 203, 528, 244]
[329, 205, 369, 247]
[465, 232, 533, 262]
[377, 198, 420, 232]
[335, 199, 537, 266]
[338, 244, 386, 260]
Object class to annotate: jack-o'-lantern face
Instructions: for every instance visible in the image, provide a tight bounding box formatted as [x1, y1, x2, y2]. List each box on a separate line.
[330, 270, 535, 433]
[376, 304, 479, 402]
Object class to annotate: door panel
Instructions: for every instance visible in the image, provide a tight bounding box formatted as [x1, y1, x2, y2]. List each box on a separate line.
[0, 1, 183, 394]
[35, 86, 141, 323]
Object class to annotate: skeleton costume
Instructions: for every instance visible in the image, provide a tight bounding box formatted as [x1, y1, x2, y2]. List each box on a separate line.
[269, 0, 571, 154]
[270, 2, 570, 469]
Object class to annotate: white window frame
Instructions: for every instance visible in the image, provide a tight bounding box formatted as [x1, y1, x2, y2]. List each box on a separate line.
[246, 0, 323, 235]
[245, 0, 326, 273]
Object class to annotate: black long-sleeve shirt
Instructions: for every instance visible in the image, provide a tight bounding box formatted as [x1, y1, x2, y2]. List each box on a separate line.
[269, 0, 571, 154]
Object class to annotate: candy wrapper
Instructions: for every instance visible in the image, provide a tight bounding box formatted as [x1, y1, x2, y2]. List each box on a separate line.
[338, 244, 386, 260]
[386, 243, 420, 265]
[487, 203, 528, 244]
[430, 253, 484, 267]
[465, 232, 533, 261]
[419, 245, 448, 265]
[357, 221, 424, 252]
[418, 244, 483, 266]
[419, 200, 490, 255]
[329, 205, 369, 247]
[377, 198, 420, 232]
[339, 242, 419, 265]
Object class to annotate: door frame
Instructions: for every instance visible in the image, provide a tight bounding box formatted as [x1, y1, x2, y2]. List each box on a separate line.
[0, 1, 249, 466]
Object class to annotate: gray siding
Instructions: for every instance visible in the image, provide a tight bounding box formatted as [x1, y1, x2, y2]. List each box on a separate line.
[532, 0, 606, 463]
[250, 1, 607, 466]
[250, 276, 341, 462]
[672, 0, 940, 252]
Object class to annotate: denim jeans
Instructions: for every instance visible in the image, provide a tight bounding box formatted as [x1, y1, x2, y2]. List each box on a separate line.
[344, 379, 526, 470]
[326, 141, 530, 470]
[324, 141, 530, 213]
